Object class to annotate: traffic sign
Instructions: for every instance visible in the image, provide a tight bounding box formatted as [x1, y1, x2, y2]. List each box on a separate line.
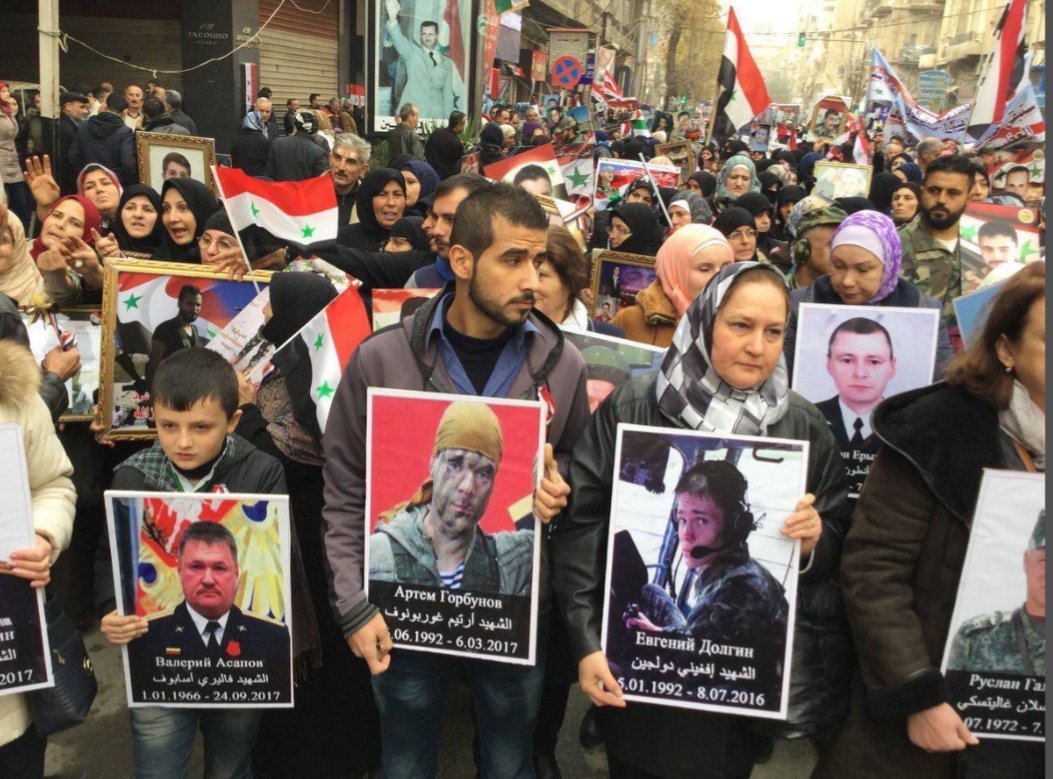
[551, 55, 584, 89]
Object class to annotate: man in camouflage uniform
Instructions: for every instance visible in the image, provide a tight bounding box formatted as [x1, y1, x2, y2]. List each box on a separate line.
[369, 400, 533, 596]
[948, 509, 1045, 676]
[899, 154, 975, 332]
[772, 196, 847, 291]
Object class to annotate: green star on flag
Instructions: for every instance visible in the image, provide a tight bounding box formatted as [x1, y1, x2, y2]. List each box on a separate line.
[1018, 241, 1039, 262]
[301, 223, 316, 239]
[314, 333, 325, 350]
[123, 293, 143, 310]
[959, 222, 978, 242]
[250, 201, 261, 220]
[567, 166, 591, 189]
[316, 380, 335, 399]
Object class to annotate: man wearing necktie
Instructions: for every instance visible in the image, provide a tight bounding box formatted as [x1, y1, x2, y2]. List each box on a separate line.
[384, 0, 462, 123]
[815, 317, 897, 497]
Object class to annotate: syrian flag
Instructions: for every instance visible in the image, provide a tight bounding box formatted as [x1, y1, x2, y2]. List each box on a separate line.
[968, 0, 1029, 138]
[630, 117, 650, 137]
[712, 7, 771, 141]
[213, 166, 337, 254]
[973, 81, 1045, 150]
[272, 286, 371, 436]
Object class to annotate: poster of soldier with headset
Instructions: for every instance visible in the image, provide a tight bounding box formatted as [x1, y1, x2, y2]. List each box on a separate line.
[941, 470, 1045, 742]
[602, 426, 806, 718]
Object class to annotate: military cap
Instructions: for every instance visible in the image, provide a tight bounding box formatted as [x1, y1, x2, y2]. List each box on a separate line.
[581, 345, 631, 386]
[786, 195, 846, 240]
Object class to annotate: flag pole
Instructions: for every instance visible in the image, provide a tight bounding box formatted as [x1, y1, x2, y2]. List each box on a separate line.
[637, 154, 673, 227]
[211, 164, 261, 294]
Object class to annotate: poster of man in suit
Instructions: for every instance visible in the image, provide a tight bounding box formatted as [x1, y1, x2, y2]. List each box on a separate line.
[374, 0, 469, 131]
[106, 493, 294, 707]
[791, 304, 940, 498]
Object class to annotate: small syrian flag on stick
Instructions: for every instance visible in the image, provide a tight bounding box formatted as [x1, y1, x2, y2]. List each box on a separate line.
[213, 166, 338, 252]
[273, 286, 371, 436]
[711, 7, 771, 142]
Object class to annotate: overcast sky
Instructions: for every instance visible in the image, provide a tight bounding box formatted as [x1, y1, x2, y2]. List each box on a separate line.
[719, 0, 806, 34]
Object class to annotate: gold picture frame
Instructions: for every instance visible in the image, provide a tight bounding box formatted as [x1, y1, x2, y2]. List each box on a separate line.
[654, 140, 696, 182]
[96, 260, 273, 440]
[19, 305, 103, 423]
[135, 131, 218, 194]
[812, 161, 873, 201]
[588, 249, 657, 321]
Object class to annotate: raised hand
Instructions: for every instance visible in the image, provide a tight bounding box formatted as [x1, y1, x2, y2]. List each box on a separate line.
[23, 155, 60, 211]
[91, 228, 122, 259]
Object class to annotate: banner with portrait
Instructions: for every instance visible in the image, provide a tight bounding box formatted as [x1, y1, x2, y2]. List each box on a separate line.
[105, 492, 294, 708]
[484, 144, 569, 201]
[593, 159, 680, 211]
[959, 202, 1043, 293]
[0, 424, 53, 697]
[370, 0, 472, 131]
[792, 304, 940, 498]
[561, 329, 664, 413]
[940, 470, 1045, 741]
[365, 389, 545, 664]
[602, 425, 806, 718]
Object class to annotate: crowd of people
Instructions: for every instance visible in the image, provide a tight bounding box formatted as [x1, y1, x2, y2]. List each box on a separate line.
[0, 69, 1045, 779]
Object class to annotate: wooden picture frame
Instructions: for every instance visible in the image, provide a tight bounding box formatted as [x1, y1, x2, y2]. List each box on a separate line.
[135, 131, 218, 194]
[20, 306, 103, 422]
[808, 97, 849, 140]
[96, 260, 273, 440]
[654, 140, 696, 182]
[812, 161, 873, 200]
[588, 250, 657, 321]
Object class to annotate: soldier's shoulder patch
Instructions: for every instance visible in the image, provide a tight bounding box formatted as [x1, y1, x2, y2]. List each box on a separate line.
[958, 610, 1013, 634]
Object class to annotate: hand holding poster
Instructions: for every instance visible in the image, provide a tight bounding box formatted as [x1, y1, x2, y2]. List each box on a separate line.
[105, 492, 294, 707]
[602, 426, 805, 718]
[941, 470, 1045, 741]
[365, 389, 545, 664]
[791, 304, 940, 498]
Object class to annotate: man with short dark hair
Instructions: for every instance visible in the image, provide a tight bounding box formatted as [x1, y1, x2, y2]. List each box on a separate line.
[899, 154, 972, 330]
[266, 112, 329, 181]
[68, 90, 137, 185]
[512, 164, 553, 196]
[388, 102, 425, 158]
[283, 98, 301, 135]
[164, 89, 197, 135]
[58, 92, 89, 193]
[977, 220, 1019, 269]
[147, 285, 204, 391]
[1002, 165, 1030, 200]
[323, 181, 588, 779]
[142, 95, 190, 135]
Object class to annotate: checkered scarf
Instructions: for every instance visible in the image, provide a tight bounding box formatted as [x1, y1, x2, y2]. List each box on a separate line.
[656, 262, 790, 435]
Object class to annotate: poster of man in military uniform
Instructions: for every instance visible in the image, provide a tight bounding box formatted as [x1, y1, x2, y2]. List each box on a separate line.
[365, 389, 545, 664]
[941, 470, 1045, 741]
[602, 426, 806, 718]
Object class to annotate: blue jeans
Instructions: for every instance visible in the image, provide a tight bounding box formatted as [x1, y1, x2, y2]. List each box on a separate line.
[130, 707, 262, 779]
[371, 616, 549, 779]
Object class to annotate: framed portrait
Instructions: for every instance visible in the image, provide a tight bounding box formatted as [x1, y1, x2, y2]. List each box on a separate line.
[561, 329, 664, 412]
[105, 491, 294, 708]
[812, 161, 873, 201]
[602, 425, 806, 718]
[484, 144, 569, 201]
[364, 388, 546, 664]
[135, 131, 218, 194]
[959, 202, 1043, 293]
[655, 140, 696, 182]
[791, 303, 940, 497]
[20, 306, 103, 422]
[808, 96, 849, 139]
[589, 250, 657, 320]
[371, 288, 441, 331]
[536, 194, 588, 249]
[940, 470, 1045, 741]
[460, 151, 480, 174]
[369, 0, 473, 132]
[97, 261, 273, 440]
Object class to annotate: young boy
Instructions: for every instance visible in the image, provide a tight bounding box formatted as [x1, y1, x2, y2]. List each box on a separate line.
[101, 348, 286, 778]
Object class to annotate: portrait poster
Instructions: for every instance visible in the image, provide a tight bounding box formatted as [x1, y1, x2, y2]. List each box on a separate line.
[655, 140, 696, 182]
[20, 307, 102, 421]
[593, 158, 680, 211]
[561, 329, 664, 413]
[589, 250, 658, 320]
[808, 96, 849, 139]
[812, 162, 873, 201]
[205, 287, 274, 386]
[371, 288, 441, 331]
[135, 132, 218, 194]
[940, 470, 1045, 741]
[371, 0, 471, 131]
[365, 389, 545, 664]
[483, 144, 568, 201]
[792, 303, 940, 498]
[602, 425, 805, 718]
[460, 151, 480, 174]
[98, 261, 273, 440]
[959, 202, 1043, 293]
[554, 133, 596, 200]
[954, 279, 1009, 349]
[105, 491, 294, 708]
[748, 125, 770, 153]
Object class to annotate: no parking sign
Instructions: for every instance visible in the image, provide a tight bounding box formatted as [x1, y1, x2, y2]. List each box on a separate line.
[551, 55, 584, 89]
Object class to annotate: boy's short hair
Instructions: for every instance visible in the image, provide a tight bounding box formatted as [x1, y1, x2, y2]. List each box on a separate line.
[152, 347, 239, 419]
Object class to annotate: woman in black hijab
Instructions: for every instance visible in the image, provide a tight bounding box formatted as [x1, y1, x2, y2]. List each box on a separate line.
[713, 206, 759, 262]
[112, 184, 165, 255]
[151, 177, 220, 262]
[479, 122, 506, 166]
[867, 171, 901, 216]
[686, 170, 717, 198]
[734, 192, 784, 260]
[771, 184, 805, 241]
[337, 169, 407, 252]
[758, 170, 783, 205]
[383, 216, 430, 253]
[609, 202, 665, 256]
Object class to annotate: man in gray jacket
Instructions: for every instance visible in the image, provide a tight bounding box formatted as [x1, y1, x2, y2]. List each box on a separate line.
[322, 181, 589, 778]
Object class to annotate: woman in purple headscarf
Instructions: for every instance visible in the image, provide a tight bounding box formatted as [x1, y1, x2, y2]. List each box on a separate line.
[783, 210, 953, 377]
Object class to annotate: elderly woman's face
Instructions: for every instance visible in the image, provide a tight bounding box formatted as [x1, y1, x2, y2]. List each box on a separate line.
[830, 243, 884, 304]
[891, 188, 918, 222]
[726, 165, 751, 197]
[708, 278, 787, 390]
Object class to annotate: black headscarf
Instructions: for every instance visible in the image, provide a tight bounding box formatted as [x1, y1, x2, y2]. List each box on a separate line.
[776, 184, 806, 210]
[151, 178, 220, 262]
[758, 170, 783, 204]
[337, 168, 406, 252]
[834, 196, 874, 215]
[868, 172, 901, 215]
[734, 192, 773, 220]
[713, 206, 756, 238]
[610, 202, 665, 256]
[689, 170, 717, 198]
[112, 184, 164, 255]
[891, 181, 923, 225]
[388, 216, 430, 252]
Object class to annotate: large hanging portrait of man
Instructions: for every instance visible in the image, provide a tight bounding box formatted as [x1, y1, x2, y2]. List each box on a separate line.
[365, 389, 546, 663]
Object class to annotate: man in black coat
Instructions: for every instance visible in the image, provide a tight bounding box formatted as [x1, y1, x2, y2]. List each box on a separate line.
[58, 92, 89, 193]
[164, 89, 198, 135]
[266, 111, 328, 182]
[67, 92, 137, 186]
